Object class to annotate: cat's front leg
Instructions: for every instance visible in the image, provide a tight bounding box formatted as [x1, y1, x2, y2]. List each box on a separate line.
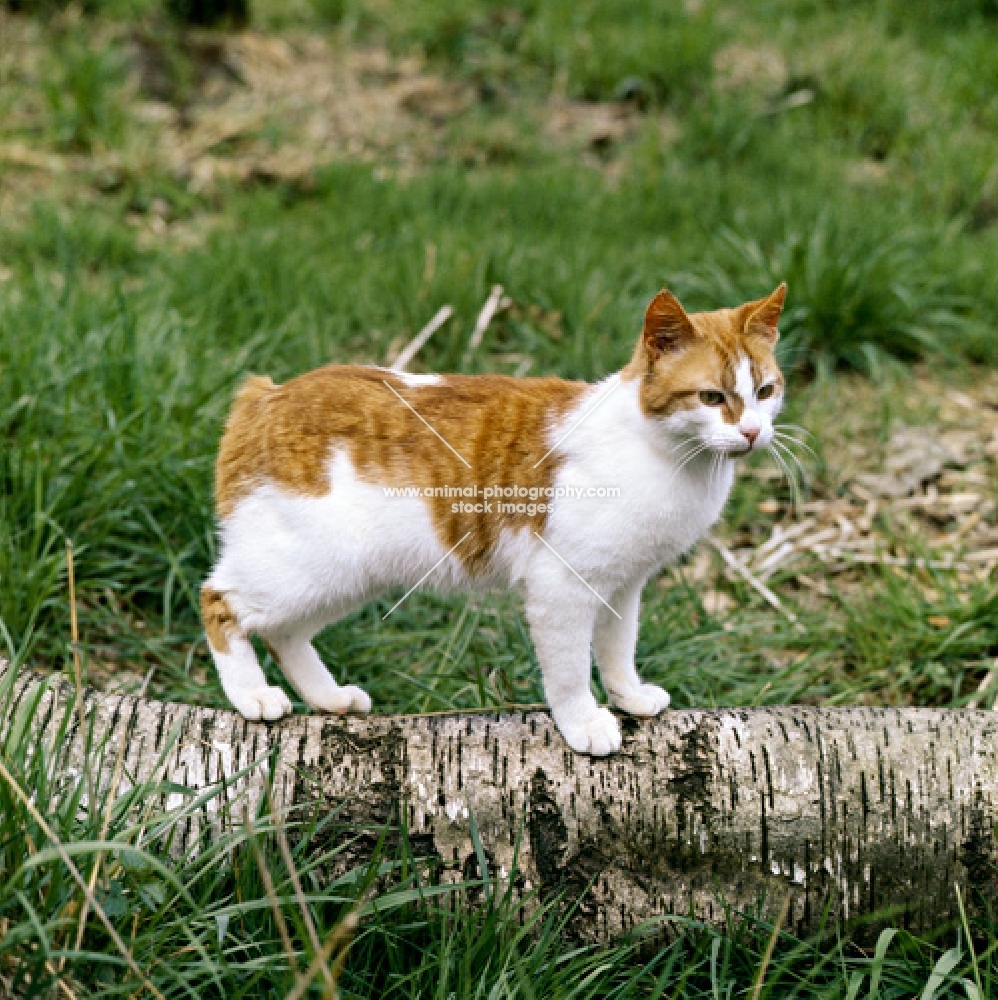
[593, 578, 670, 717]
[525, 573, 621, 756]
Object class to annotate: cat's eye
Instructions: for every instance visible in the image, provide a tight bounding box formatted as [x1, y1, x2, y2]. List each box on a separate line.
[699, 390, 725, 406]
[757, 384, 775, 401]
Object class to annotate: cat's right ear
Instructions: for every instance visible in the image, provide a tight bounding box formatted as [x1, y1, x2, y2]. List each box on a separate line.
[643, 289, 697, 360]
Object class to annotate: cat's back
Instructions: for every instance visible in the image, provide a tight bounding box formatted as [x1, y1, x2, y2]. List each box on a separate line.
[214, 364, 588, 522]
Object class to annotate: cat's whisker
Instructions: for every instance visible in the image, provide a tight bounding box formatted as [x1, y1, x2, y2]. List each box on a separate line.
[774, 423, 815, 439]
[772, 436, 805, 477]
[772, 438, 811, 484]
[775, 422, 814, 435]
[769, 442, 803, 514]
[772, 439, 816, 482]
[774, 424, 816, 442]
[709, 452, 726, 496]
[773, 435, 814, 454]
[772, 437, 820, 472]
[781, 447, 810, 488]
[672, 447, 708, 476]
[673, 437, 710, 463]
[667, 435, 699, 457]
[769, 451, 798, 513]
[667, 442, 711, 486]
[777, 450, 803, 496]
[773, 431, 818, 460]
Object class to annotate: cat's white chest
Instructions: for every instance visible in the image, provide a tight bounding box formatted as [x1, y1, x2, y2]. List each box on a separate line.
[543, 379, 735, 585]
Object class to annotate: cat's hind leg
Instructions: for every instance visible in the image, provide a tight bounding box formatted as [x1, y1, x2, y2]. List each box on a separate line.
[201, 586, 293, 721]
[262, 618, 371, 716]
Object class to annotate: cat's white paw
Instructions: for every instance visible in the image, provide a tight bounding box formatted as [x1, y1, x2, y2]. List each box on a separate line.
[230, 685, 294, 722]
[609, 683, 671, 717]
[305, 684, 372, 716]
[556, 706, 622, 756]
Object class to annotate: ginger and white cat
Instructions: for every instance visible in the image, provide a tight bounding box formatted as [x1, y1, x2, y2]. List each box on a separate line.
[202, 283, 787, 755]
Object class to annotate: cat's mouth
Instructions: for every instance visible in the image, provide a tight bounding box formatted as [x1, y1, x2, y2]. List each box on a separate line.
[708, 441, 754, 457]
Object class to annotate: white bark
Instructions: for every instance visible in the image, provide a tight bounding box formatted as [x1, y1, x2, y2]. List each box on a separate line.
[6, 665, 998, 941]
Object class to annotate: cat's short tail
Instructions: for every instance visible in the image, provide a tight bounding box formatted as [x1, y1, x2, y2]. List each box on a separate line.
[231, 374, 277, 415]
[222, 375, 278, 456]
[215, 375, 278, 517]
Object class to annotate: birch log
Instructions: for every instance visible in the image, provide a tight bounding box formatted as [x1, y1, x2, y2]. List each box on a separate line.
[5, 665, 998, 942]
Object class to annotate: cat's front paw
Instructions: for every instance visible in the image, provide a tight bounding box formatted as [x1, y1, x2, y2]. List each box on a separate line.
[305, 684, 372, 716]
[608, 683, 671, 718]
[556, 706, 622, 756]
[230, 685, 294, 722]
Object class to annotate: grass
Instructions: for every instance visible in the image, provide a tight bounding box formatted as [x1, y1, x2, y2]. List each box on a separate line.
[43, 33, 127, 153]
[671, 217, 975, 373]
[1, 0, 998, 993]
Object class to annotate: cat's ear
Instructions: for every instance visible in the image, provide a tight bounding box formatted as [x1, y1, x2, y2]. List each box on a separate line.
[741, 282, 787, 344]
[643, 289, 697, 359]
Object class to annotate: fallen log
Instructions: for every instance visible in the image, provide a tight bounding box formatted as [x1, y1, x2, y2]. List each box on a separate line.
[4, 664, 998, 942]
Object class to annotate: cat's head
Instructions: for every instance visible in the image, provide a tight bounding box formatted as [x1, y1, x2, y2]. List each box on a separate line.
[625, 283, 787, 457]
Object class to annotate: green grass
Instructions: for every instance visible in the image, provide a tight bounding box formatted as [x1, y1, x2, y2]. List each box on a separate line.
[2, 0, 998, 993]
[43, 32, 127, 153]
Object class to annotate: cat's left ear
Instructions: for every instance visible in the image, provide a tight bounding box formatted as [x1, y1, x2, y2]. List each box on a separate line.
[741, 282, 787, 344]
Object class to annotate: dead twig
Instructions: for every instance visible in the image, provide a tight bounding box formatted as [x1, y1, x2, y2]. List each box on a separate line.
[246, 813, 306, 991]
[462, 284, 506, 367]
[266, 785, 337, 995]
[749, 893, 791, 1000]
[66, 540, 85, 716]
[67, 704, 133, 970]
[390, 305, 454, 372]
[65, 540, 97, 833]
[285, 898, 366, 1000]
[967, 659, 998, 710]
[709, 537, 796, 622]
[753, 519, 816, 562]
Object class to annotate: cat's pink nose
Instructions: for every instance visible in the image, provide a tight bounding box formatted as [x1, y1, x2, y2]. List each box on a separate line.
[741, 427, 759, 446]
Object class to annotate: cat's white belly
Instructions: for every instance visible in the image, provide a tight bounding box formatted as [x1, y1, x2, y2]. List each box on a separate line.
[211, 450, 473, 630]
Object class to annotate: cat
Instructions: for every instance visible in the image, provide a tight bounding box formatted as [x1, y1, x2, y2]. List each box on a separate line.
[201, 283, 787, 755]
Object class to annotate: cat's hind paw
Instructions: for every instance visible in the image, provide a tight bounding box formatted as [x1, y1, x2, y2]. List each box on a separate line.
[556, 706, 622, 756]
[305, 684, 372, 716]
[609, 683, 671, 717]
[230, 685, 294, 722]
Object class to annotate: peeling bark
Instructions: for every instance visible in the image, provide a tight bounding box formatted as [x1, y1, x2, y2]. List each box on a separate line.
[5, 666, 998, 942]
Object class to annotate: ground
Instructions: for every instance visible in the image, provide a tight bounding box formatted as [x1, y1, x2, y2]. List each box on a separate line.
[2, 0, 998, 996]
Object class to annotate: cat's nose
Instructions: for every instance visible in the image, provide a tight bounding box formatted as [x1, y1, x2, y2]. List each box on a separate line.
[741, 427, 760, 446]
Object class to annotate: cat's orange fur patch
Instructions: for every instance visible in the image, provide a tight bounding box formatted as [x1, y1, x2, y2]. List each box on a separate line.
[215, 366, 588, 571]
[201, 585, 238, 654]
[622, 285, 785, 422]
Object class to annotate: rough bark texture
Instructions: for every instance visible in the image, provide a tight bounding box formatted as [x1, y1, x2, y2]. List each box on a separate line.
[6, 666, 998, 942]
